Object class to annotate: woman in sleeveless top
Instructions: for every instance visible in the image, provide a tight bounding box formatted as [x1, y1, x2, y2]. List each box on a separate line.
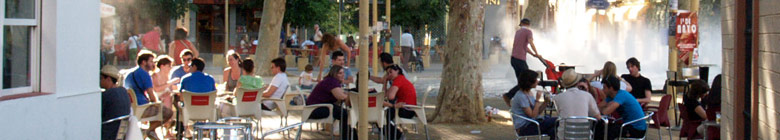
[223, 50, 242, 91]
[150, 55, 179, 139]
[168, 27, 199, 65]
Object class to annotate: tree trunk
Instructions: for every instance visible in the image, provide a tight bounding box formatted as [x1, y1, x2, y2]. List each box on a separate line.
[431, 0, 486, 123]
[523, 0, 548, 29]
[255, 0, 287, 76]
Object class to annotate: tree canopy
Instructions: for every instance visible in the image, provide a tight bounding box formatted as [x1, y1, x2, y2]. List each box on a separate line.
[391, 0, 448, 29]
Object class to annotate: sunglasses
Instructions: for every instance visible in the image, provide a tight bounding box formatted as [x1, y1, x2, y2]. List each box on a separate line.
[183, 58, 192, 62]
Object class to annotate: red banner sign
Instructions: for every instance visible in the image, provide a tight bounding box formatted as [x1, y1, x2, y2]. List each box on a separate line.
[676, 11, 698, 65]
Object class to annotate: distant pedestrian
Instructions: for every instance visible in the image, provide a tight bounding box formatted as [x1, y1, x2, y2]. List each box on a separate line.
[167, 27, 199, 65]
[314, 24, 323, 48]
[143, 26, 163, 53]
[400, 29, 415, 70]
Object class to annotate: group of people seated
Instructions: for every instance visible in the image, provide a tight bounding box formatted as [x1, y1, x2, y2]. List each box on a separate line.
[305, 51, 417, 140]
[508, 57, 720, 140]
[102, 38, 418, 140]
[101, 47, 292, 139]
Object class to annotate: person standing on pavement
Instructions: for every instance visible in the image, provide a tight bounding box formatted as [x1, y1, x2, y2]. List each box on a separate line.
[168, 27, 199, 65]
[143, 26, 163, 53]
[314, 24, 323, 48]
[399, 29, 415, 70]
[503, 18, 542, 106]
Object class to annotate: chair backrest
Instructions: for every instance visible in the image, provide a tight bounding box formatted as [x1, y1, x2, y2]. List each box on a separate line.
[349, 92, 386, 125]
[126, 89, 139, 109]
[558, 116, 598, 140]
[654, 95, 673, 127]
[705, 106, 721, 121]
[182, 90, 218, 122]
[285, 86, 306, 111]
[233, 88, 262, 118]
[678, 103, 689, 121]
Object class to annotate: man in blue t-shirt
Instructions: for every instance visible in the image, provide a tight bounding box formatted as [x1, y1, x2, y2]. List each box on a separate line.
[123, 50, 169, 139]
[179, 57, 216, 93]
[599, 76, 647, 139]
[124, 50, 157, 105]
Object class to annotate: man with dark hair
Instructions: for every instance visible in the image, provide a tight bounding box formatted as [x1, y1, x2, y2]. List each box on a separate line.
[100, 65, 130, 140]
[370, 52, 406, 84]
[261, 58, 290, 110]
[620, 57, 652, 105]
[179, 57, 216, 93]
[598, 76, 647, 139]
[123, 50, 165, 139]
[319, 51, 353, 85]
[170, 49, 194, 80]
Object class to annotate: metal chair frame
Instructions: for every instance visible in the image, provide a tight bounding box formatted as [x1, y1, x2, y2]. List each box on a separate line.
[618, 112, 655, 140]
[557, 116, 598, 140]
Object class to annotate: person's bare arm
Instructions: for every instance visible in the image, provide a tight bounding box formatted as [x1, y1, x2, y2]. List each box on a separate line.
[386, 86, 400, 100]
[145, 88, 157, 102]
[637, 90, 652, 104]
[528, 38, 541, 58]
[331, 87, 348, 100]
[600, 102, 621, 115]
[369, 76, 384, 83]
[694, 105, 707, 119]
[262, 86, 278, 97]
[151, 74, 172, 92]
[222, 69, 230, 84]
[523, 101, 548, 118]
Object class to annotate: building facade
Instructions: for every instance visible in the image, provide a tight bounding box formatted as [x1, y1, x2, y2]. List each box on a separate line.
[0, 0, 101, 139]
[721, 0, 780, 139]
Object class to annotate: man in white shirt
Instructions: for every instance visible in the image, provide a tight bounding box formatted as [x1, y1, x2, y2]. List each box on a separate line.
[552, 69, 602, 138]
[261, 58, 290, 110]
[399, 29, 414, 70]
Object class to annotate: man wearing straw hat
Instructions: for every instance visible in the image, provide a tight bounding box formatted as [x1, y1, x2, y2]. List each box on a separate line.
[552, 69, 602, 138]
[100, 65, 131, 140]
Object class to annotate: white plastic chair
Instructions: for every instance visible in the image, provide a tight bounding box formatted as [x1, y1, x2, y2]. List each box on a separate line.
[126, 89, 163, 122]
[181, 90, 218, 127]
[126, 89, 163, 140]
[284, 86, 308, 124]
[348, 92, 387, 140]
[301, 104, 335, 140]
[258, 86, 289, 134]
[232, 88, 263, 137]
[392, 86, 433, 140]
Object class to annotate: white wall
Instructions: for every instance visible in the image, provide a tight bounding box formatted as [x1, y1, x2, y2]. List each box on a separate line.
[0, 0, 101, 139]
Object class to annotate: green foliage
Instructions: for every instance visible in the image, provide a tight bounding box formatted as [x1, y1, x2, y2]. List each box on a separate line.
[284, 0, 335, 28]
[391, 0, 448, 29]
[141, 0, 198, 20]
